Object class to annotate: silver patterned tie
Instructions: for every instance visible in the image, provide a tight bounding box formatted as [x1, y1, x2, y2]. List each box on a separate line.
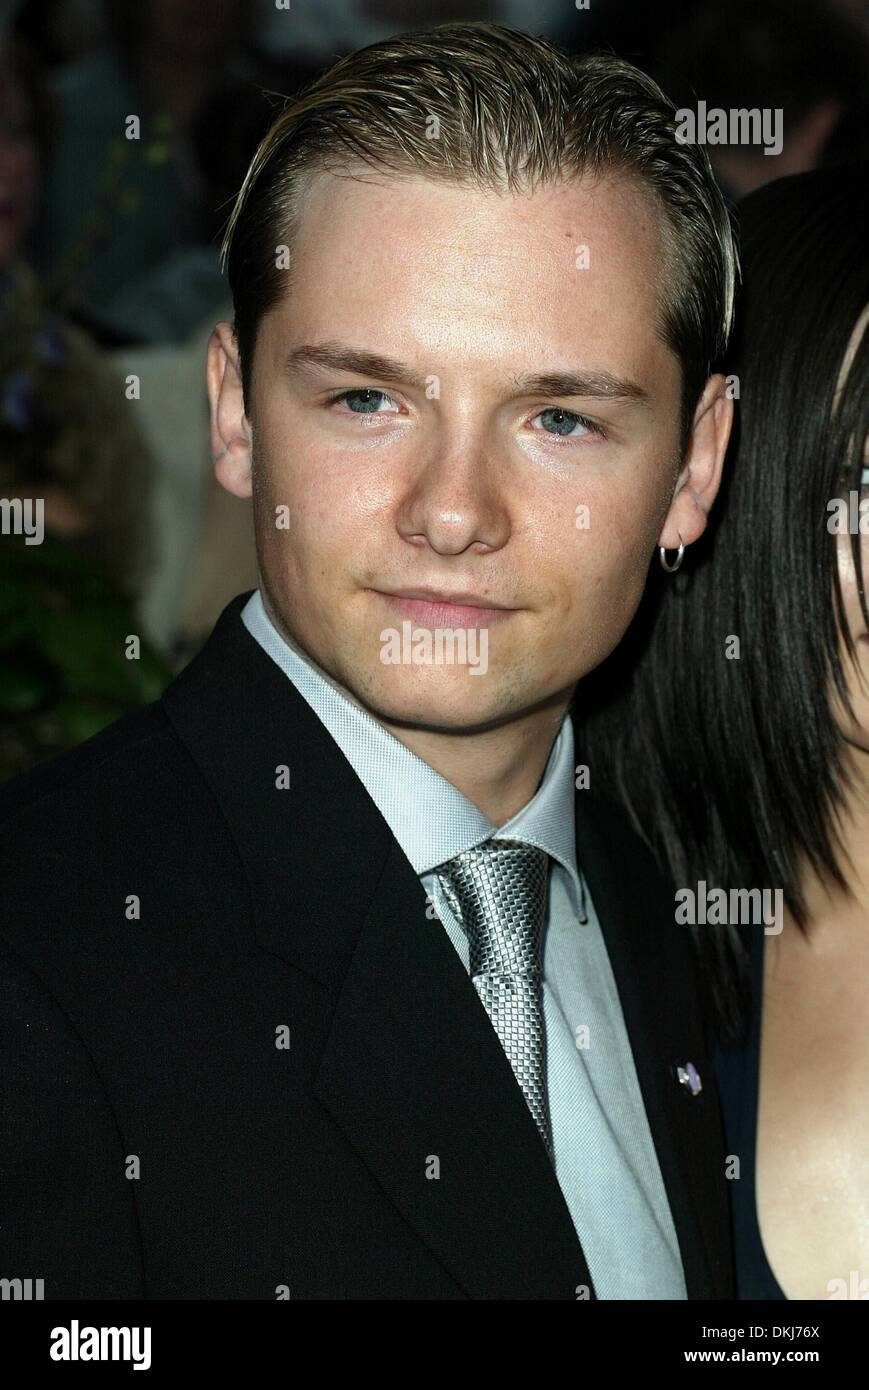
[435, 839, 553, 1160]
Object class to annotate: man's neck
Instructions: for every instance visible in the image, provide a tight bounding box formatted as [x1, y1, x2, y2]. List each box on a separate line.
[376, 697, 572, 827]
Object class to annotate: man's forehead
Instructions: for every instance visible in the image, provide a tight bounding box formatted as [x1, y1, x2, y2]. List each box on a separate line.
[263, 166, 671, 376]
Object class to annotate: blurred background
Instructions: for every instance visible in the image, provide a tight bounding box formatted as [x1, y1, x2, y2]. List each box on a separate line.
[1, 0, 867, 777]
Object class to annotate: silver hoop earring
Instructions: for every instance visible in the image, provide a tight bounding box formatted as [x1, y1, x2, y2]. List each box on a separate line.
[659, 533, 685, 574]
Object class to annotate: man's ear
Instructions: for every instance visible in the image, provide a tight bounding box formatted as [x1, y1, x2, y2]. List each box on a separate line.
[205, 322, 253, 499]
[658, 373, 734, 551]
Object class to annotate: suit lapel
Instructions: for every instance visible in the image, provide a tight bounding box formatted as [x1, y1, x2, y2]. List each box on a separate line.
[313, 835, 594, 1299]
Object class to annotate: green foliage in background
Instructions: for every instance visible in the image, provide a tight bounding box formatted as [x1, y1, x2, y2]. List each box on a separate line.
[0, 532, 171, 780]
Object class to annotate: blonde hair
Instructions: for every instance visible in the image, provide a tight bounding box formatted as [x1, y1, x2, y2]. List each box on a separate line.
[220, 21, 738, 440]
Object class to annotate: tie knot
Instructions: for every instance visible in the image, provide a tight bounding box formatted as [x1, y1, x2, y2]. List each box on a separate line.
[435, 839, 550, 978]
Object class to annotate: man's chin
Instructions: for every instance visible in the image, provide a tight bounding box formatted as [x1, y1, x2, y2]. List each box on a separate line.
[341, 673, 522, 737]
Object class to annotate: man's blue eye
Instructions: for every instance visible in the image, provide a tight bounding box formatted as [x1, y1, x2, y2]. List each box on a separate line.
[333, 389, 395, 413]
[534, 408, 599, 438]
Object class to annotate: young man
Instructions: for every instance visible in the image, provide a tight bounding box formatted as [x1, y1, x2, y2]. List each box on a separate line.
[1, 23, 735, 1299]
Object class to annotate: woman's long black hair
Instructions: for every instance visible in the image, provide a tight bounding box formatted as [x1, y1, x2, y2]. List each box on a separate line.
[574, 164, 869, 1045]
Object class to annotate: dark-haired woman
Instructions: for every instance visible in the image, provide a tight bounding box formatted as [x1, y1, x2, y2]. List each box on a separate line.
[575, 164, 869, 1300]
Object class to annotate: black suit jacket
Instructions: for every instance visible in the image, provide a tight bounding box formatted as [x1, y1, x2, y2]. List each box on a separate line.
[0, 593, 733, 1299]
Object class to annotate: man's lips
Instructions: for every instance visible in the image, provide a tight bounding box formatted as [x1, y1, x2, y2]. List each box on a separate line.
[368, 588, 517, 629]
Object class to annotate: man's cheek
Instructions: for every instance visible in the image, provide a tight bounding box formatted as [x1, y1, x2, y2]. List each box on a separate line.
[584, 543, 649, 635]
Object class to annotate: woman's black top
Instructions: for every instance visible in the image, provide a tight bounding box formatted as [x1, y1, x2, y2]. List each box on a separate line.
[712, 927, 787, 1300]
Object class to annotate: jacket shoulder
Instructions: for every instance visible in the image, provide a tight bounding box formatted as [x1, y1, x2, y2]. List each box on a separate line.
[0, 701, 173, 828]
[0, 696, 248, 965]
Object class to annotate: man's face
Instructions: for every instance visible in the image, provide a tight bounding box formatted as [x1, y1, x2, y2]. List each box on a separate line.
[226, 169, 690, 732]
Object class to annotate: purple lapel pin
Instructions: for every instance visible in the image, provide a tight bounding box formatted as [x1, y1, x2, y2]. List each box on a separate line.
[675, 1061, 703, 1096]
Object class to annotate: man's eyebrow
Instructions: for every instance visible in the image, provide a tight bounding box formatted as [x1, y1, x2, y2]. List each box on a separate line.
[510, 369, 650, 405]
[284, 343, 427, 388]
[283, 341, 651, 405]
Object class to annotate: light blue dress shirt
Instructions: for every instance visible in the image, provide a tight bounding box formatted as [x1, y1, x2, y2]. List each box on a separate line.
[242, 588, 686, 1299]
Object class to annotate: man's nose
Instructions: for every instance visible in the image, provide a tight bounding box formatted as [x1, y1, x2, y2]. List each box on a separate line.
[395, 433, 512, 557]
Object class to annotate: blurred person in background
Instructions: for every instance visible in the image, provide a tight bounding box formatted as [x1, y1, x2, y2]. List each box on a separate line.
[0, 35, 168, 780]
[26, 0, 273, 345]
[575, 165, 869, 1299]
[3, 0, 321, 676]
[653, 0, 869, 203]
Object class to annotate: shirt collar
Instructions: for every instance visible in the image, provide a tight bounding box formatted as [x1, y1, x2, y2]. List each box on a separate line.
[241, 588, 586, 917]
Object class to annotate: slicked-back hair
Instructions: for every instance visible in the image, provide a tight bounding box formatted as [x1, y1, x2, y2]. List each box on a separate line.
[219, 21, 736, 444]
[574, 165, 869, 1044]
